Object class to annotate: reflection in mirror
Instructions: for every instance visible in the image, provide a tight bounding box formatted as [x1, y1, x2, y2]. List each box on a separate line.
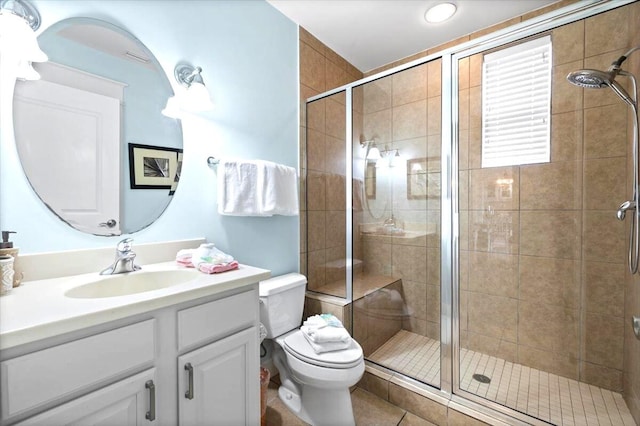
[12, 17, 182, 236]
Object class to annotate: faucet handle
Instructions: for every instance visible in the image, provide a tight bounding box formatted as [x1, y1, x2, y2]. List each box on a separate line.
[116, 238, 134, 253]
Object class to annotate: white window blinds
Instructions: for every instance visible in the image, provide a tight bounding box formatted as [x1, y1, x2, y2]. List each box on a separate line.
[481, 36, 552, 168]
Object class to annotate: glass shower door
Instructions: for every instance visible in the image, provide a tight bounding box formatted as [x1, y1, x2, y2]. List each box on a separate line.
[352, 59, 442, 389]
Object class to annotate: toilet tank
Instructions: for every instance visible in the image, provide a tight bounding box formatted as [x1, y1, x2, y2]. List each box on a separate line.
[259, 273, 307, 339]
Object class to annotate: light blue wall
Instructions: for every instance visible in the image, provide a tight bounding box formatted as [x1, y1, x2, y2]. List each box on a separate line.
[0, 0, 300, 276]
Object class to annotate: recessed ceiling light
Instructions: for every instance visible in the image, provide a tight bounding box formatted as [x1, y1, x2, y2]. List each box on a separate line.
[424, 2, 457, 23]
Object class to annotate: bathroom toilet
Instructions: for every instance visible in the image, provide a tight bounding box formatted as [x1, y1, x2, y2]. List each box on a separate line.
[259, 273, 364, 426]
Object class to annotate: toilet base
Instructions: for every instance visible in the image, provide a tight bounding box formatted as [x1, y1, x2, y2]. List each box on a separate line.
[280, 384, 355, 426]
[271, 339, 358, 426]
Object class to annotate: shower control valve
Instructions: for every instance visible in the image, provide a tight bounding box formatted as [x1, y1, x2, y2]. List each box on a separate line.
[617, 200, 636, 221]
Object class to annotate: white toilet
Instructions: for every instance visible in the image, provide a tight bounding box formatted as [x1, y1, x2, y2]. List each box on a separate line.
[259, 273, 364, 426]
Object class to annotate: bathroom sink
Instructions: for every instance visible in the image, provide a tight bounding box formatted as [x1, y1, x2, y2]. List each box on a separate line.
[65, 269, 200, 299]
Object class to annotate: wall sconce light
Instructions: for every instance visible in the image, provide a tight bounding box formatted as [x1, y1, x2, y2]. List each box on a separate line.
[162, 63, 214, 119]
[0, 0, 47, 80]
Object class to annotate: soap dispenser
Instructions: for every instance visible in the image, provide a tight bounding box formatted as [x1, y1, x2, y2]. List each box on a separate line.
[0, 231, 21, 287]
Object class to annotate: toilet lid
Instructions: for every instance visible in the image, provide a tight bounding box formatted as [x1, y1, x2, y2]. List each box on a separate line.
[282, 330, 363, 369]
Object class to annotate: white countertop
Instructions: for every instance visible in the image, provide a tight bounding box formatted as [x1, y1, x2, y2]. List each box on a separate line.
[0, 262, 270, 350]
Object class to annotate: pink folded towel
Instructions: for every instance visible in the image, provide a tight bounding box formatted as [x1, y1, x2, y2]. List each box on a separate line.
[197, 260, 239, 274]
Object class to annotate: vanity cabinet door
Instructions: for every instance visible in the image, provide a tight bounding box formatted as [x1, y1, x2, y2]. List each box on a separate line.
[178, 327, 259, 426]
[17, 369, 157, 426]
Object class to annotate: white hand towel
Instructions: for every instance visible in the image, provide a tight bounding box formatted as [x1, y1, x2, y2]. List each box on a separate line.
[301, 325, 351, 343]
[259, 160, 299, 216]
[218, 160, 269, 216]
[302, 330, 352, 354]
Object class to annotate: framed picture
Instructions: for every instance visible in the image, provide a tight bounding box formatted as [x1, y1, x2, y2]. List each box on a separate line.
[169, 152, 183, 195]
[129, 143, 182, 189]
[365, 160, 376, 199]
[407, 157, 428, 200]
[407, 157, 440, 200]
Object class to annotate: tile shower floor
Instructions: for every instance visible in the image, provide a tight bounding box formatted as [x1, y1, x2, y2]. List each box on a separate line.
[370, 330, 636, 426]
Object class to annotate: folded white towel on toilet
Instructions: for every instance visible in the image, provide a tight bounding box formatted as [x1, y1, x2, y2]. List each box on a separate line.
[302, 330, 352, 354]
[301, 325, 351, 343]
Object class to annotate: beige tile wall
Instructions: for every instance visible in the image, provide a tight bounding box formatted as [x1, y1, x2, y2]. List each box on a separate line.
[624, 2, 640, 423]
[457, 4, 637, 393]
[299, 28, 363, 296]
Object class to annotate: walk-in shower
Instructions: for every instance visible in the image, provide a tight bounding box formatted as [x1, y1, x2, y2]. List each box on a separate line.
[304, 1, 639, 425]
[567, 46, 640, 274]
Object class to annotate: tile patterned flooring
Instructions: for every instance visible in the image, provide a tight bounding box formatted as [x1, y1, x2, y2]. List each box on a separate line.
[370, 330, 637, 426]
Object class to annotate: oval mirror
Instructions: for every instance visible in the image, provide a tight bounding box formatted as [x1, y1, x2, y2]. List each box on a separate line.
[12, 17, 182, 236]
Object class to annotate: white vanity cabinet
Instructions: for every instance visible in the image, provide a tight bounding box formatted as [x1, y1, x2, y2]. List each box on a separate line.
[178, 328, 258, 425]
[176, 288, 260, 426]
[0, 284, 262, 426]
[16, 369, 157, 426]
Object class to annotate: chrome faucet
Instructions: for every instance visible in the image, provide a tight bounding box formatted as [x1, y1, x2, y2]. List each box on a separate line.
[100, 238, 141, 275]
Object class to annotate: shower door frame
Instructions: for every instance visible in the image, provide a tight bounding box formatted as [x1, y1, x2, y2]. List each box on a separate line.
[304, 1, 634, 424]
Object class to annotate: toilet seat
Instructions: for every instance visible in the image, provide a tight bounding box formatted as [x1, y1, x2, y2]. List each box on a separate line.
[280, 329, 363, 369]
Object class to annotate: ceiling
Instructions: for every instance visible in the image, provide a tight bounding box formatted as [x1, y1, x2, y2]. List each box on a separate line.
[267, 0, 558, 72]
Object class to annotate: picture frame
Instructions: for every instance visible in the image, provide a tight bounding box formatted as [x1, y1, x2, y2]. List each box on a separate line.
[169, 152, 183, 196]
[365, 160, 377, 200]
[129, 143, 182, 189]
[407, 157, 440, 200]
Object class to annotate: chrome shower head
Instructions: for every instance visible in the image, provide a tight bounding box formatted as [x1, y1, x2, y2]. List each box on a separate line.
[566, 69, 614, 88]
[567, 68, 635, 107]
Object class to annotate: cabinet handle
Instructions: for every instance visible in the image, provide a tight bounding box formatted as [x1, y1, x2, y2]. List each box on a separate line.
[184, 363, 194, 400]
[145, 380, 156, 421]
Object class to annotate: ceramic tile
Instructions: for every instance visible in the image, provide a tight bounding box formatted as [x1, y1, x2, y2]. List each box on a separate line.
[584, 312, 624, 370]
[583, 210, 625, 263]
[519, 255, 580, 308]
[363, 109, 392, 146]
[520, 210, 581, 259]
[326, 58, 349, 92]
[551, 110, 583, 162]
[299, 41, 325, 93]
[306, 97, 325, 132]
[325, 97, 346, 140]
[389, 383, 447, 425]
[399, 412, 436, 426]
[325, 135, 346, 175]
[552, 61, 583, 114]
[552, 20, 584, 66]
[393, 64, 427, 107]
[427, 59, 441, 98]
[520, 161, 581, 210]
[584, 103, 628, 159]
[393, 100, 427, 141]
[364, 76, 393, 114]
[306, 171, 326, 211]
[585, 6, 629, 57]
[427, 97, 441, 136]
[352, 388, 405, 426]
[468, 251, 518, 298]
[518, 301, 580, 357]
[584, 261, 625, 317]
[467, 292, 517, 342]
[458, 57, 469, 90]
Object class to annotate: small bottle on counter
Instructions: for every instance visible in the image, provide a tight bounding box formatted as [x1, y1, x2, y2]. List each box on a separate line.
[0, 231, 21, 287]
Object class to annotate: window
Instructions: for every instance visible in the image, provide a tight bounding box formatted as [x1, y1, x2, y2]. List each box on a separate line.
[481, 36, 552, 168]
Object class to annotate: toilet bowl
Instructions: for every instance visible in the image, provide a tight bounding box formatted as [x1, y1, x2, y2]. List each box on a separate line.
[259, 274, 365, 426]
